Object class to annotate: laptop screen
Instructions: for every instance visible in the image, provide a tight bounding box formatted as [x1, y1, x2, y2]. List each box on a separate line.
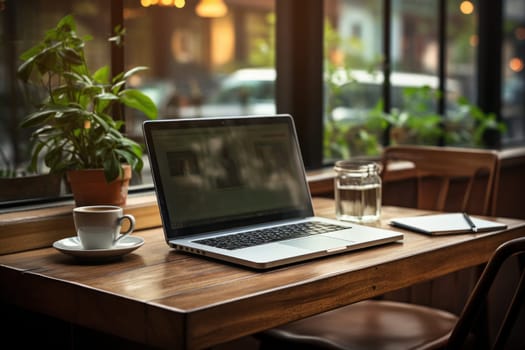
[143, 115, 314, 237]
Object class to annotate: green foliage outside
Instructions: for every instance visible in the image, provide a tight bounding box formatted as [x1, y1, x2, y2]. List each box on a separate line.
[322, 19, 506, 161]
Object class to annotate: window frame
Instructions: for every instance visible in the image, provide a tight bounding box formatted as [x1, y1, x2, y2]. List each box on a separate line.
[0, 0, 512, 209]
[275, 0, 505, 167]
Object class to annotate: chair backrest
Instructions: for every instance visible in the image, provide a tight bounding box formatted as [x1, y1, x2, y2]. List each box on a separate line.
[446, 237, 525, 349]
[381, 145, 499, 215]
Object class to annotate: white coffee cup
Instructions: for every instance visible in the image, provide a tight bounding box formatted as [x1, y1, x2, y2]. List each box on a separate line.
[73, 205, 136, 250]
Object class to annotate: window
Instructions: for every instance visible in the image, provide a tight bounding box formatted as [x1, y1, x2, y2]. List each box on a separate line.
[0, 0, 276, 205]
[502, 0, 525, 146]
[0, 1, 111, 203]
[322, 0, 512, 160]
[1, 0, 524, 207]
[121, 0, 276, 186]
[323, 0, 384, 161]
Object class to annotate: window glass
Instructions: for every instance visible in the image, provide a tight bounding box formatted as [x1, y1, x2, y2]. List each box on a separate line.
[444, 0, 478, 147]
[502, 0, 525, 146]
[323, 0, 384, 162]
[1, 0, 522, 207]
[390, 0, 443, 146]
[0, 0, 109, 202]
[123, 0, 276, 186]
[323, 0, 487, 159]
[390, 0, 495, 149]
[447, 0, 477, 102]
[0, 0, 275, 204]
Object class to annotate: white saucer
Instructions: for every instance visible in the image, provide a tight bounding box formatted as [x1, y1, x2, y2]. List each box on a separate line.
[53, 236, 144, 262]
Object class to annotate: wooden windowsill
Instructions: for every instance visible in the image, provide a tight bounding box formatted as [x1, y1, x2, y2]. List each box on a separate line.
[0, 192, 162, 256]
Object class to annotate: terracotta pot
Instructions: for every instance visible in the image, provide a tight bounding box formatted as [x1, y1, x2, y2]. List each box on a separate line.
[66, 164, 132, 207]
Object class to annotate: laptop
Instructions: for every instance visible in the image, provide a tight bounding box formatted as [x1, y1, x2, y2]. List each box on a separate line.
[143, 114, 403, 269]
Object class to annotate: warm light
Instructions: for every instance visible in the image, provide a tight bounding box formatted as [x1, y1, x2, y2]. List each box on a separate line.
[196, 0, 228, 18]
[210, 17, 234, 67]
[141, 0, 162, 7]
[330, 49, 345, 67]
[509, 57, 524, 72]
[469, 34, 478, 47]
[460, 1, 474, 15]
[142, 0, 185, 7]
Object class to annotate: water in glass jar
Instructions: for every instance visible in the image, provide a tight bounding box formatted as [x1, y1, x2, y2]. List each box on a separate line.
[335, 183, 381, 223]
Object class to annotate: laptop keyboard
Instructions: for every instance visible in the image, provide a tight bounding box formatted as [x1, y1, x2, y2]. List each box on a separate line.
[194, 221, 348, 250]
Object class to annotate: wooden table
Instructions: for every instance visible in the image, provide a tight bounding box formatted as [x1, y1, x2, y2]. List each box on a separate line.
[1, 198, 524, 349]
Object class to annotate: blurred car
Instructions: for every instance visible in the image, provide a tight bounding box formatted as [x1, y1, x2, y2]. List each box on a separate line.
[135, 67, 460, 125]
[328, 69, 462, 124]
[178, 68, 276, 118]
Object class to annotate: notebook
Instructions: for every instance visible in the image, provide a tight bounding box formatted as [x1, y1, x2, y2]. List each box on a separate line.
[143, 114, 403, 269]
[390, 212, 508, 235]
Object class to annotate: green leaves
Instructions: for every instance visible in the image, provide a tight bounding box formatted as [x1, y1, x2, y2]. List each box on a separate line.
[93, 66, 110, 84]
[123, 66, 149, 80]
[18, 14, 158, 181]
[59, 47, 84, 66]
[109, 24, 126, 47]
[119, 89, 158, 119]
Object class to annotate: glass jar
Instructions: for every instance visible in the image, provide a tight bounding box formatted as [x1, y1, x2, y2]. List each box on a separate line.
[334, 160, 382, 223]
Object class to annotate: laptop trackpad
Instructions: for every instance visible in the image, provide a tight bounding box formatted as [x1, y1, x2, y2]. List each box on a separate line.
[281, 236, 354, 251]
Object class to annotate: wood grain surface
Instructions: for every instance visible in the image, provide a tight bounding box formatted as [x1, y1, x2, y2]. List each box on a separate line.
[1, 198, 524, 349]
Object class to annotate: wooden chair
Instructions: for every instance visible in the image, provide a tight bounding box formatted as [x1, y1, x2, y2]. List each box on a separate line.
[380, 145, 500, 311]
[256, 236, 525, 350]
[380, 145, 499, 216]
[256, 146, 506, 350]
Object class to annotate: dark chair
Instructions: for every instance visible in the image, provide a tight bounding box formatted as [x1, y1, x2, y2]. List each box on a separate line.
[256, 237, 525, 349]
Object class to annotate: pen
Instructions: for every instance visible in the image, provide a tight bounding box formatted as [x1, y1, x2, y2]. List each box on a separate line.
[462, 212, 478, 232]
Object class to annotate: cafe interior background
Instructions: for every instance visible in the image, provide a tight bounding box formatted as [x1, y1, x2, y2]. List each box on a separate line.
[1, 0, 525, 208]
[2, 2, 525, 349]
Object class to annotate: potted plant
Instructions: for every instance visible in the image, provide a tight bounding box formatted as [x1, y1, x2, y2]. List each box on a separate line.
[17, 14, 158, 206]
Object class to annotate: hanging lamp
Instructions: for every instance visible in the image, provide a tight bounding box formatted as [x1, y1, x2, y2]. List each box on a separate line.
[195, 0, 228, 18]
